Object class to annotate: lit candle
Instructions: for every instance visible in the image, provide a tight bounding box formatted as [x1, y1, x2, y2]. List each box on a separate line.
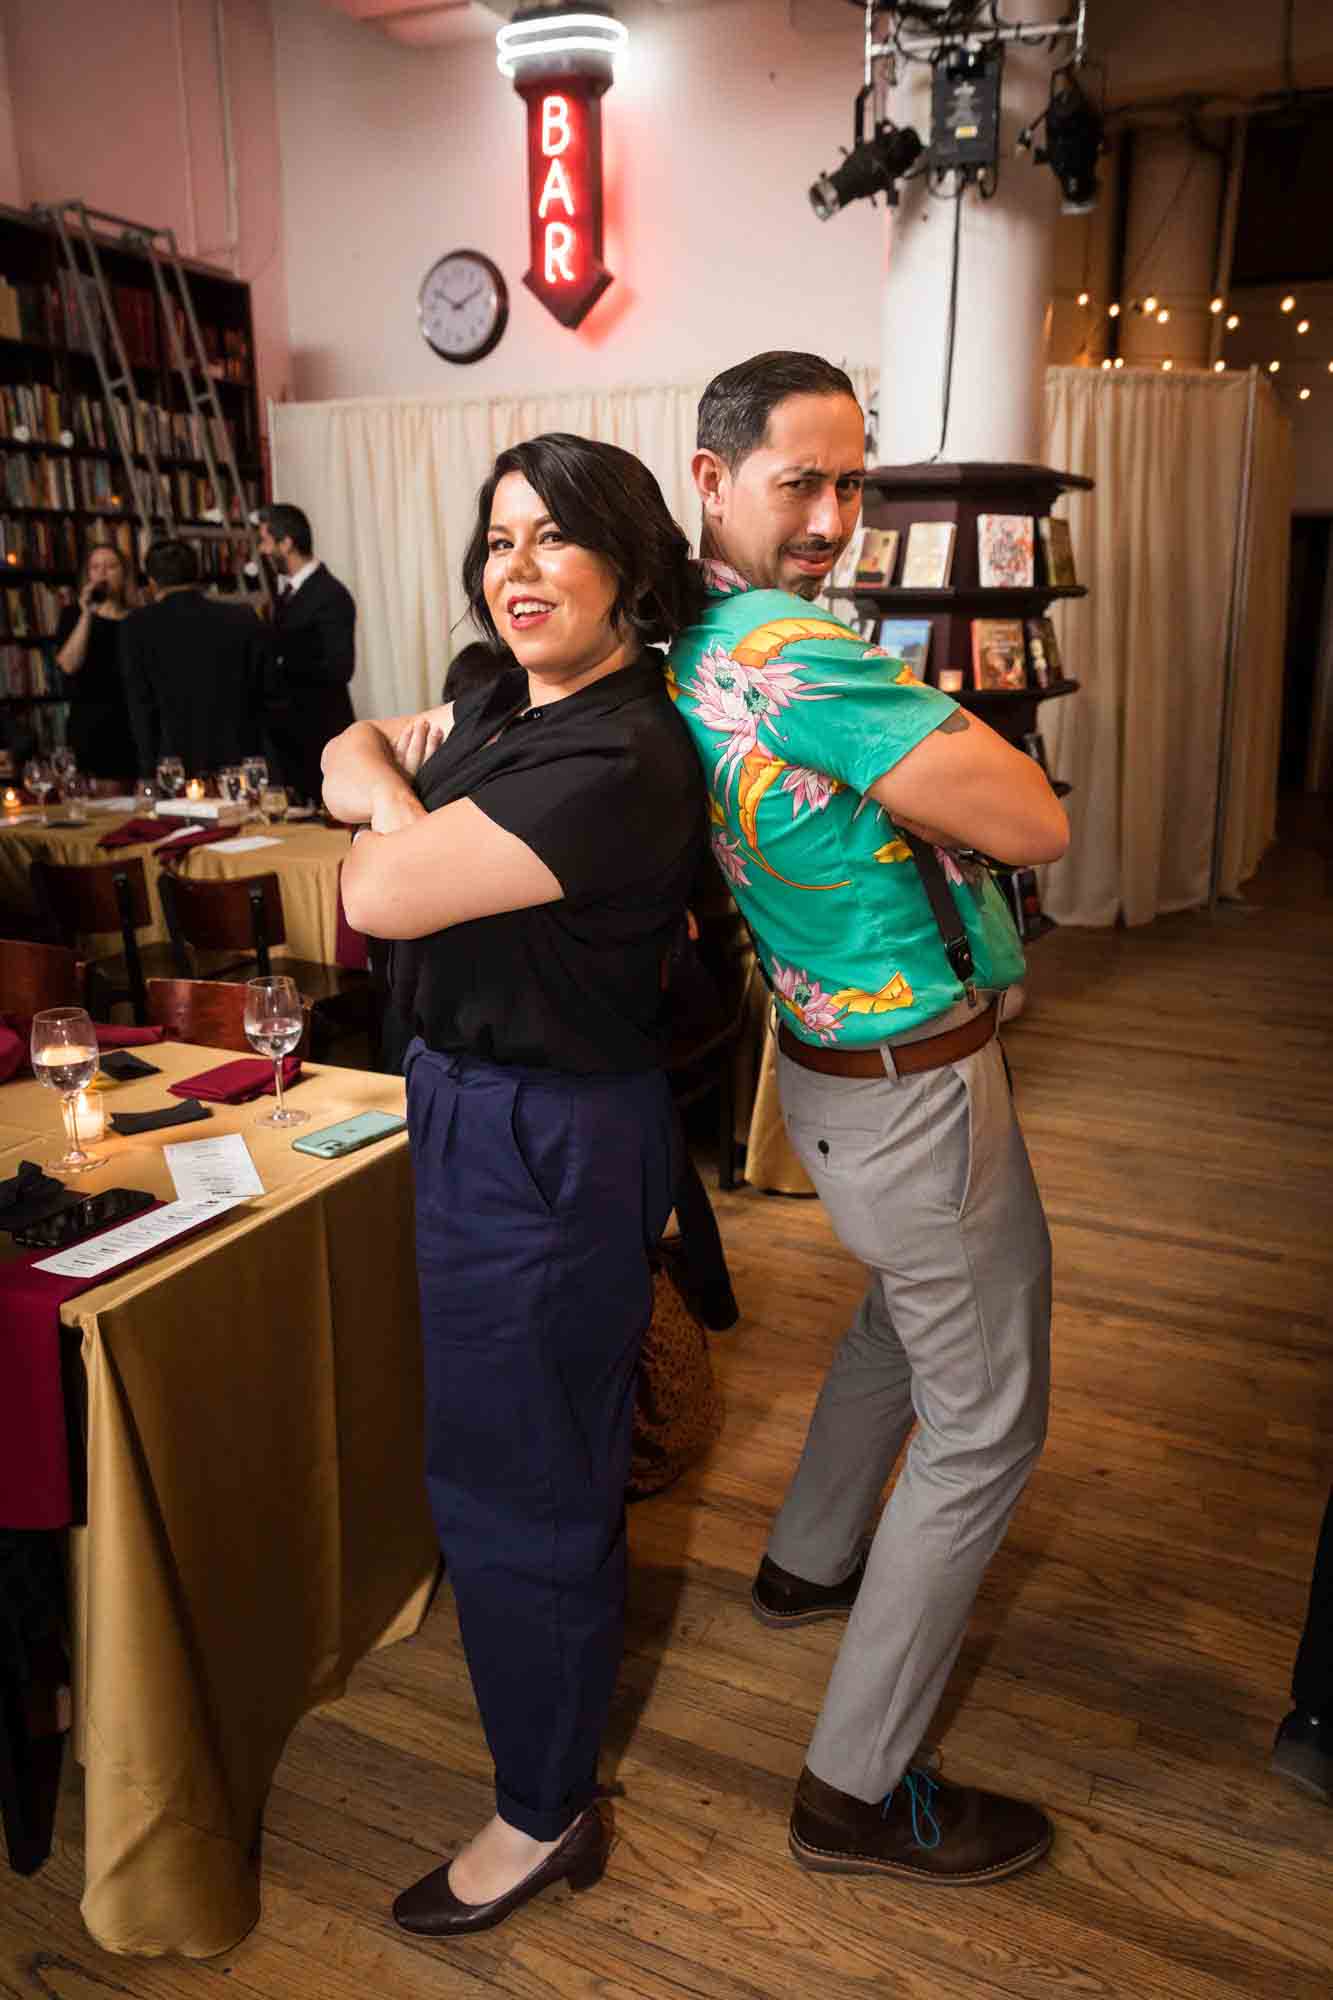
[938, 669, 965, 694]
[185, 778, 206, 801]
[3, 787, 20, 813]
[72, 1089, 107, 1144]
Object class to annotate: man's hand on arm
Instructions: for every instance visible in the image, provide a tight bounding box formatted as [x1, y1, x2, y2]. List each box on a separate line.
[869, 708, 1069, 866]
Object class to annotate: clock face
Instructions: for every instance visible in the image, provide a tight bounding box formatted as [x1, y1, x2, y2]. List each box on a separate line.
[418, 252, 509, 364]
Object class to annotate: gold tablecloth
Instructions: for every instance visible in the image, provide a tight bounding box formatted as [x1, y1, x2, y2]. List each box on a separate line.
[0, 810, 352, 965]
[0, 1043, 436, 1957]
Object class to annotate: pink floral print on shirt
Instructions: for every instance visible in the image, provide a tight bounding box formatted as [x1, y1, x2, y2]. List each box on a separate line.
[770, 958, 846, 1045]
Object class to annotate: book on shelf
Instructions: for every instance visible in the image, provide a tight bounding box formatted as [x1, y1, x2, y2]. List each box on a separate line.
[901, 521, 956, 589]
[827, 527, 866, 595]
[977, 514, 1034, 589]
[854, 528, 899, 588]
[1022, 616, 1062, 690]
[1020, 730, 1051, 778]
[971, 617, 1028, 691]
[876, 618, 932, 678]
[1038, 515, 1077, 586]
[1, 512, 79, 569]
[4, 580, 68, 640]
[1, 640, 60, 697]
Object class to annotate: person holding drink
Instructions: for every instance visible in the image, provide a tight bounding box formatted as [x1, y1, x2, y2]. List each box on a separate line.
[53, 543, 138, 781]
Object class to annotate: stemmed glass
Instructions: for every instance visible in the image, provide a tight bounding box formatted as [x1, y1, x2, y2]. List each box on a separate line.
[243, 976, 308, 1127]
[22, 757, 53, 824]
[134, 777, 157, 817]
[259, 785, 289, 825]
[241, 755, 269, 809]
[51, 745, 78, 792]
[218, 766, 245, 806]
[30, 1006, 100, 1174]
[156, 755, 185, 799]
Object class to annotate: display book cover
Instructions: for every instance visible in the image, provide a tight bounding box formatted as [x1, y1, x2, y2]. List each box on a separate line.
[877, 619, 932, 679]
[1022, 616, 1063, 689]
[1038, 515, 1078, 586]
[900, 521, 956, 589]
[971, 618, 1028, 690]
[977, 514, 1034, 589]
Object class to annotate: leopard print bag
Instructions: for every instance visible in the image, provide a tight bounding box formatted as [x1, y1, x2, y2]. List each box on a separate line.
[629, 1252, 723, 1499]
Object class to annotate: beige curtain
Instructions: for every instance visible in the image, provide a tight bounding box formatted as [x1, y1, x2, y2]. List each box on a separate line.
[272, 363, 1286, 923]
[1040, 366, 1291, 925]
[269, 372, 877, 718]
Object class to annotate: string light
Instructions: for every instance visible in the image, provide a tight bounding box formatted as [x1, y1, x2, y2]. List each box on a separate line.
[1143, 294, 1159, 314]
[1281, 294, 1296, 312]
[1328, 361, 1333, 373]
[1297, 319, 1310, 334]
[1108, 302, 1121, 318]
[1299, 387, 1311, 400]
[1100, 357, 1112, 369]
[1269, 359, 1280, 372]
[1077, 290, 1090, 306]
[1226, 313, 1240, 329]
[1157, 308, 1170, 324]
[1161, 358, 1173, 371]
[1113, 356, 1125, 369]
[1210, 297, 1224, 314]
[1213, 359, 1225, 372]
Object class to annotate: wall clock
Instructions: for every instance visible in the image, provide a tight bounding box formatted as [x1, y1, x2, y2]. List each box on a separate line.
[418, 251, 509, 364]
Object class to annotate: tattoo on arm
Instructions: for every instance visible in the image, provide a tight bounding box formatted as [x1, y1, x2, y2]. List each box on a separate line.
[938, 711, 971, 733]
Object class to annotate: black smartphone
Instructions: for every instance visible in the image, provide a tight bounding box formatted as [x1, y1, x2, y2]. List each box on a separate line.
[98, 1050, 160, 1081]
[14, 1186, 155, 1250]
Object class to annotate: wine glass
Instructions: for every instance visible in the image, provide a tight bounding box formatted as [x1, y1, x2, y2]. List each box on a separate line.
[64, 773, 88, 824]
[217, 766, 245, 806]
[22, 757, 53, 825]
[134, 777, 157, 817]
[30, 1007, 100, 1174]
[243, 976, 308, 1127]
[241, 754, 268, 808]
[156, 755, 185, 799]
[259, 785, 288, 825]
[51, 745, 78, 791]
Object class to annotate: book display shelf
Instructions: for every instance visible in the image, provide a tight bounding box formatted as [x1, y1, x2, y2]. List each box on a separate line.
[0, 205, 265, 753]
[842, 461, 1094, 944]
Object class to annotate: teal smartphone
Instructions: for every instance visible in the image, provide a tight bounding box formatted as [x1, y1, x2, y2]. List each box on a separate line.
[291, 1110, 407, 1159]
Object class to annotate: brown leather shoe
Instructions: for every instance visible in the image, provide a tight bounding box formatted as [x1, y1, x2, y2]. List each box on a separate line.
[790, 1764, 1051, 1885]
[751, 1549, 867, 1628]
[392, 1803, 610, 1938]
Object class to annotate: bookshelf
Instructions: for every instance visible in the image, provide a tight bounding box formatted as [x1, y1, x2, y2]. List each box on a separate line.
[847, 460, 1094, 945]
[0, 205, 266, 759]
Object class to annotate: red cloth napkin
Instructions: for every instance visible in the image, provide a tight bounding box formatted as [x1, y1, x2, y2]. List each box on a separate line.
[151, 825, 236, 857]
[0, 1022, 22, 1083]
[96, 816, 162, 849]
[334, 861, 369, 971]
[0, 1019, 168, 1084]
[168, 1055, 302, 1104]
[97, 818, 235, 855]
[95, 1024, 168, 1048]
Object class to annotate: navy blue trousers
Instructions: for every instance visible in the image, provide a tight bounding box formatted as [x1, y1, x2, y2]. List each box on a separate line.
[405, 1041, 674, 1840]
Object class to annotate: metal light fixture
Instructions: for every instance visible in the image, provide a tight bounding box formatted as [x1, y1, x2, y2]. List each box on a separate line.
[810, 111, 924, 221]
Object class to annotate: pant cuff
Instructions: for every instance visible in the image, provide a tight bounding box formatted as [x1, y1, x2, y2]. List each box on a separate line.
[496, 1781, 590, 1843]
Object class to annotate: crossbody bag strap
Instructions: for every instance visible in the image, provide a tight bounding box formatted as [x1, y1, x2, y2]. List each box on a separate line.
[902, 833, 978, 1008]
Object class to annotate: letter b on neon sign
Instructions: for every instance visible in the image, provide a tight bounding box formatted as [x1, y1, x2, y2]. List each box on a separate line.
[541, 95, 571, 157]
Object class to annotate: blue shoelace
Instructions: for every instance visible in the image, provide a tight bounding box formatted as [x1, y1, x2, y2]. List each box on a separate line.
[882, 1767, 943, 1849]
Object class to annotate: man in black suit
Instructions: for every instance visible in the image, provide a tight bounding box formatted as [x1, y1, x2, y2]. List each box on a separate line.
[258, 503, 357, 804]
[122, 539, 272, 779]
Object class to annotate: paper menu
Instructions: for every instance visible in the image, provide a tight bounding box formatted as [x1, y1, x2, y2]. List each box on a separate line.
[164, 1132, 265, 1202]
[33, 1197, 248, 1279]
[208, 835, 282, 854]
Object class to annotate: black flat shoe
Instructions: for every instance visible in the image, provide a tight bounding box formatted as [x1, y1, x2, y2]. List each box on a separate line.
[392, 1803, 610, 1939]
[751, 1548, 867, 1628]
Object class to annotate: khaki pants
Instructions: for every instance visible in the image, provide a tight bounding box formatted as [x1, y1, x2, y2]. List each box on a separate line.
[771, 1034, 1052, 1802]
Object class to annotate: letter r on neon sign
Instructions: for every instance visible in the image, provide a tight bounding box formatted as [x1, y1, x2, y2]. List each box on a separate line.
[544, 222, 575, 283]
[541, 96, 571, 157]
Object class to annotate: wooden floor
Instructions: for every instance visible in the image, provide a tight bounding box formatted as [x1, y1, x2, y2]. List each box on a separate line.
[6, 806, 1333, 1998]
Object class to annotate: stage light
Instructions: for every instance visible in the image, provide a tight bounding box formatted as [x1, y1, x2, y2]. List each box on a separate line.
[1281, 294, 1296, 312]
[1022, 64, 1105, 213]
[810, 119, 924, 220]
[1226, 313, 1240, 330]
[1210, 297, 1224, 314]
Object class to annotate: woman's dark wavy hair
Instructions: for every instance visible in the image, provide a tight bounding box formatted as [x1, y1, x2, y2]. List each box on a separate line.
[462, 433, 704, 651]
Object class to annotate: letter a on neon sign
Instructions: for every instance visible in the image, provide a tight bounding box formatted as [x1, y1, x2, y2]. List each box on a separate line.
[538, 157, 575, 220]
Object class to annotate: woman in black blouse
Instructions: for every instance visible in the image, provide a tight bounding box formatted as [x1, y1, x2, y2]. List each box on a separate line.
[323, 435, 707, 1940]
[52, 543, 138, 781]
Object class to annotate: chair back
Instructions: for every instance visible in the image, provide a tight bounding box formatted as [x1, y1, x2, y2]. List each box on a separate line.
[0, 937, 83, 1015]
[158, 869, 287, 978]
[30, 857, 152, 1021]
[145, 978, 313, 1058]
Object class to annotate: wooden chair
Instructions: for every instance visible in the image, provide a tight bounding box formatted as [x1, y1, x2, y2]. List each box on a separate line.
[0, 938, 84, 1015]
[156, 867, 370, 1056]
[145, 979, 313, 1059]
[29, 857, 178, 1025]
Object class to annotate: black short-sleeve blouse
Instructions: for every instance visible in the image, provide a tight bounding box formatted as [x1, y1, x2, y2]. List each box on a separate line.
[390, 657, 707, 1074]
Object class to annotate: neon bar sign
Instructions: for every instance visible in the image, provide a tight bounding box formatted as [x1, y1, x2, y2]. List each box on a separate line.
[517, 76, 612, 329]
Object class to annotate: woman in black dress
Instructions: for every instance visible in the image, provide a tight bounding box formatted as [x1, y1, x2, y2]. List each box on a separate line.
[52, 543, 137, 780]
[324, 434, 708, 1939]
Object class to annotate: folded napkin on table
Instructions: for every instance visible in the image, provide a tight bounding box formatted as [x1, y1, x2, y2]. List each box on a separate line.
[97, 818, 236, 855]
[96, 816, 163, 849]
[0, 1159, 78, 1232]
[168, 1055, 302, 1104]
[1, 1018, 168, 1083]
[109, 1099, 212, 1136]
[0, 1022, 22, 1083]
[95, 1024, 168, 1048]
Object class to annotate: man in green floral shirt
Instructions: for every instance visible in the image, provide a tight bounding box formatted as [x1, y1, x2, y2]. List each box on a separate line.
[668, 352, 1069, 1889]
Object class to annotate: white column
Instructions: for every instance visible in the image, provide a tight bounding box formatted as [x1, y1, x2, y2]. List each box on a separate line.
[878, 20, 1061, 466]
[1116, 124, 1225, 371]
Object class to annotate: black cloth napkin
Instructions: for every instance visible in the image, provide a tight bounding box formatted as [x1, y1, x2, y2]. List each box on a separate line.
[0, 1159, 81, 1233]
[109, 1099, 212, 1136]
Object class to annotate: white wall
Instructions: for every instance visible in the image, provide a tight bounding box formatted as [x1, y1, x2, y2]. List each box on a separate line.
[273, 0, 884, 401]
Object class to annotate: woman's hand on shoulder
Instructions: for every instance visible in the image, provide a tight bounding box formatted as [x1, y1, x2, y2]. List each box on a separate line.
[393, 707, 452, 779]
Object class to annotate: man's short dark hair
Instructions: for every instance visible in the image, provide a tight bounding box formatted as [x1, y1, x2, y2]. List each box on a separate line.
[697, 351, 860, 469]
[144, 539, 200, 590]
[259, 503, 313, 557]
[462, 433, 704, 652]
[442, 641, 511, 706]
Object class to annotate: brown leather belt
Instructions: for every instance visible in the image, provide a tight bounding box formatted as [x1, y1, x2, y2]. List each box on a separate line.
[778, 1001, 999, 1080]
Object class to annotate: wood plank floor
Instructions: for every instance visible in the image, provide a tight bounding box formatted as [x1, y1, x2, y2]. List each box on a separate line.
[5, 810, 1332, 1998]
